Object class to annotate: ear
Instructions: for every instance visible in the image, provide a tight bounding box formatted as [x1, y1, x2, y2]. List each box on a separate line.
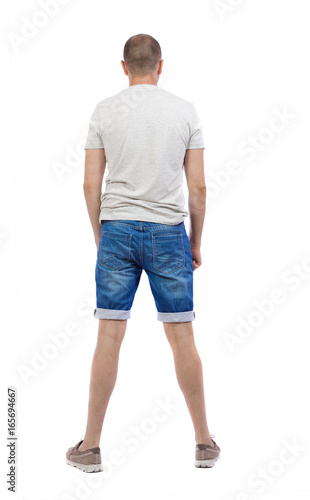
[121, 60, 128, 75]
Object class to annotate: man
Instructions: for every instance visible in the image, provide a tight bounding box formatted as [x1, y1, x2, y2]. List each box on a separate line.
[66, 33, 220, 472]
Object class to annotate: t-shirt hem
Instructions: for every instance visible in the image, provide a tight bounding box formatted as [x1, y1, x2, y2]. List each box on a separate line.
[99, 210, 187, 226]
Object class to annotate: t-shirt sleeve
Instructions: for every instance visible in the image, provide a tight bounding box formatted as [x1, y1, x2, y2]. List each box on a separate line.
[84, 104, 104, 149]
[187, 103, 205, 149]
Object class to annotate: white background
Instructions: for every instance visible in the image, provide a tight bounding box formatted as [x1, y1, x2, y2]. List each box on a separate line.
[1, 1, 310, 499]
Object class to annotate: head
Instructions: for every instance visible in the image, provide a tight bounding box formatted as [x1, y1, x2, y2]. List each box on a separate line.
[121, 34, 163, 86]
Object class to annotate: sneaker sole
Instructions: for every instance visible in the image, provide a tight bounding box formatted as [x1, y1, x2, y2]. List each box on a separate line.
[195, 457, 218, 468]
[66, 458, 103, 473]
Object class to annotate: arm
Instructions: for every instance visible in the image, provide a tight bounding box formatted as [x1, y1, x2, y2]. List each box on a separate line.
[83, 148, 107, 249]
[183, 148, 206, 270]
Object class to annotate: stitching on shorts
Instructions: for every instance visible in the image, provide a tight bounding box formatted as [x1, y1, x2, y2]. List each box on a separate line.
[98, 232, 132, 270]
[152, 231, 183, 239]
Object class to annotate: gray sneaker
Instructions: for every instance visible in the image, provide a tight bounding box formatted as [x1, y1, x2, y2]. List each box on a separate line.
[66, 439, 103, 473]
[195, 436, 221, 468]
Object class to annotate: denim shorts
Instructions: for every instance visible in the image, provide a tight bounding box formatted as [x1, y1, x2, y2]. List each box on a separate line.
[94, 219, 195, 322]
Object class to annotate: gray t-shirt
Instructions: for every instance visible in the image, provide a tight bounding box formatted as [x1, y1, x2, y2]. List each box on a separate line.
[84, 83, 205, 225]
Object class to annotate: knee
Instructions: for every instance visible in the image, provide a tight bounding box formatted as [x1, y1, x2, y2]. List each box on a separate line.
[98, 319, 127, 344]
[163, 321, 194, 345]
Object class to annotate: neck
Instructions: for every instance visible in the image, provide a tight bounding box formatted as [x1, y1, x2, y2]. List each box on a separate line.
[128, 77, 158, 87]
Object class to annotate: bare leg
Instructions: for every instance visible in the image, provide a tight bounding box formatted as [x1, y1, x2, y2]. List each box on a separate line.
[163, 321, 214, 446]
[78, 319, 127, 451]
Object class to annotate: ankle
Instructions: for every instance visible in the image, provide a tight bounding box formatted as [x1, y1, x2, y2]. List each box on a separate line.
[195, 435, 214, 447]
[78, 440, 99, 451]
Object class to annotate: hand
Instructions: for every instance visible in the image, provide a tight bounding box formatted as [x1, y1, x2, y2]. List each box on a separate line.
[190, 246, 202, 271]
[95, 239, 100, 251]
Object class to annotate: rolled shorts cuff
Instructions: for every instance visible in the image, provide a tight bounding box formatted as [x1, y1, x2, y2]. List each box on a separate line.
[94, 308, 131, 320]
[157, 311, 195, 322]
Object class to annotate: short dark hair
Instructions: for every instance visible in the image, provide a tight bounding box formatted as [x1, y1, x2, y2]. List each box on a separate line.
[123, 34, 162, 77]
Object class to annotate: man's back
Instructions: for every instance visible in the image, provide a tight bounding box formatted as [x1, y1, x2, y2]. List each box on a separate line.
[84, 83, 205, 225]
[71, 35, 220, 474]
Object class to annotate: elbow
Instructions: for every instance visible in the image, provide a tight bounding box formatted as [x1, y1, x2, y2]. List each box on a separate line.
[196, 184, 207, 191]
[83, 184, 101, 201]
[189, 185, 207, 196]
[188, 186, 206, 209]
[83, 183, 98, 191]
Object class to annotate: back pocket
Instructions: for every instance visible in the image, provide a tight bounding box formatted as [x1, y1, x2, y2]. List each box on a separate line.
[98, 231, 132, 271]
[152, 231, 185, 275]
